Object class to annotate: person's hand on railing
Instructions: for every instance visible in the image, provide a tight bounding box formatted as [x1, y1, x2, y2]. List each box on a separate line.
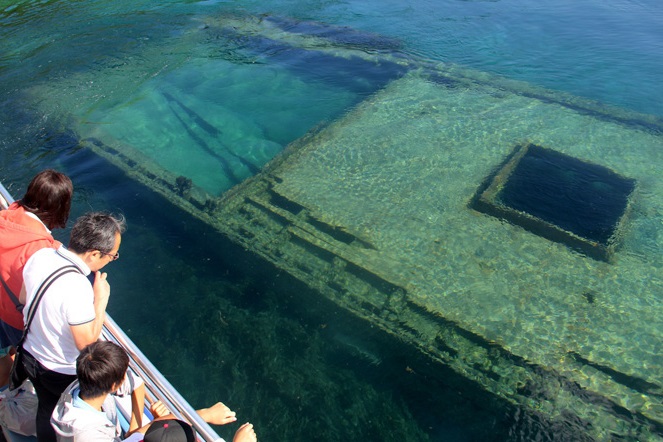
[143, 399, 257, 441]
[149, 399, 238, 426]
[150, 400, 172, 419]
[196, 401, 238, 426]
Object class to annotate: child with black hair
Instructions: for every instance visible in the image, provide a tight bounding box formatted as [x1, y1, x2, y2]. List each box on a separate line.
[51, 341, 256, 442]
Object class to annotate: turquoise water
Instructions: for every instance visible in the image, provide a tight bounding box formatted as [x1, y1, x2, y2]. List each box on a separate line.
[1, 1, 662, 441]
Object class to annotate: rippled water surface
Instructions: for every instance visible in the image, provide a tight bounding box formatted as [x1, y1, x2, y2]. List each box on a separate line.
[1, 1, 661, 441]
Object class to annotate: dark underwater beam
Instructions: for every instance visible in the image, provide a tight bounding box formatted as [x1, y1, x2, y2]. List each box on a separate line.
[272, 47, 410, 95]
[166, 100, 242, 186]
[568, 352, 663, 398]
[205, 27, 410, 95]
[162, 91, 220, 137]
[264, 16, 403, 52]
[162, 91, 261, 178]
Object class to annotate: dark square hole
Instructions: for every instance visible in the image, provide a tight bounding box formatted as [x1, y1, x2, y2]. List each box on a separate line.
[471, 143, 636, 262]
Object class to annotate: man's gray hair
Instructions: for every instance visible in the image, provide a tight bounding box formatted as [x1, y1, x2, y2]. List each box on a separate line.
[68, 212, 126, 254]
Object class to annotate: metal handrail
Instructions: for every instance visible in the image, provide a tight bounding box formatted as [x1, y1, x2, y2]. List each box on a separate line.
[1, 179, 223, 442]
[0, 181, 12, 209]
[102, 317, 224, 442]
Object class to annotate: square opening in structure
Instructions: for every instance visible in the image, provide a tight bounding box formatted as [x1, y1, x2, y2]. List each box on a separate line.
[471, 143, 636, 261]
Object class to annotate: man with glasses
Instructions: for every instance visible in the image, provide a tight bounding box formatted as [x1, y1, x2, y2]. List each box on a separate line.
[19, 212, 126, 442]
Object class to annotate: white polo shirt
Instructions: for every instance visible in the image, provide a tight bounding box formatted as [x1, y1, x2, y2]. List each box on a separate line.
[22, 246, 96, 374]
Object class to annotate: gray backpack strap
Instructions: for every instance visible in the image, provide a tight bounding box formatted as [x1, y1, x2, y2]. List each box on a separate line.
[20, 265, 83, 346]
[0, 274, 23, 311]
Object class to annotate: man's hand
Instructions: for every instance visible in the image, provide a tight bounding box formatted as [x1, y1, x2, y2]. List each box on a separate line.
[93, 271, 111, 309]
[197, 402, 237, 426]
[72, 271, 110, 350]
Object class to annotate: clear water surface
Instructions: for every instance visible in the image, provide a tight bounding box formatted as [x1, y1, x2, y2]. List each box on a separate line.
[0, 0, 661, 441]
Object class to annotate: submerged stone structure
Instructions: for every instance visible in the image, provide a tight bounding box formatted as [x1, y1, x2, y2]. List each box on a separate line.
[28, 13, 663, 441]
[472, 142, 637, 262]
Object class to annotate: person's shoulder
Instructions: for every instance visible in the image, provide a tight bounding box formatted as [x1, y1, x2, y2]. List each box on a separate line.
[122, 432, 145, 442]
[53, 394, 116, 442]
[0, 202, 22, 220]
[70, 423, 119, 442]
[24, 246, 59, 269]
[1, 204, 47, 230]
[25, 247, 85, 285]
[0, 208, 54, 249]
[113, 371, 144, 397]
[54, 408, 118, 441]
[32, 245, 58, 258]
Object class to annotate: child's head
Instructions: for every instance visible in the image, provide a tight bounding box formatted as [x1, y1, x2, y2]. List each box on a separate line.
[76, 341, 129, 399]
[144, 419, 196, 442]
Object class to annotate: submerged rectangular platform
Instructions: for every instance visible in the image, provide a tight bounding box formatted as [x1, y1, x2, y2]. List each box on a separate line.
[80, 71, 663, 440]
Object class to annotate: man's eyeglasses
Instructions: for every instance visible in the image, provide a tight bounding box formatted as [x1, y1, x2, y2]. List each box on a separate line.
[101, 251, 120, 261]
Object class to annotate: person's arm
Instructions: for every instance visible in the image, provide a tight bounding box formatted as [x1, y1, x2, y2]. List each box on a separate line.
[71, 271, 110, 350]
[18, 283, 26, 304]
[113, 371, 146, 437]
[0, 351, 14, 388]
[149, 404, 255, 442]
[128, 382, 145, 433]
[130, 401, 238, 435]
[154, 400, 237, 425]
[196, 402, 238, 425]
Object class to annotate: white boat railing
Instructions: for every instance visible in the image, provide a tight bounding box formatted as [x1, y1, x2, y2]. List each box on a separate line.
[0, 180, 224, 442]
[0, 182, 11, 211]
[102, 317, 224, 442]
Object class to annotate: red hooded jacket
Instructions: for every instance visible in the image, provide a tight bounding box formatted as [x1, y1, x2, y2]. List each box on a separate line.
[0, 202, 61, 330]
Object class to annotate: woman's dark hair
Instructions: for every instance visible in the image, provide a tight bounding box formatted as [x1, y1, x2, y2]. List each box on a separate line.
[18, 169, 73, 230]
[76, 341, 130, 399]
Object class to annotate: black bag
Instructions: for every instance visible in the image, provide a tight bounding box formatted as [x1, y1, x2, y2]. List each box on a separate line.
[9, 347, 28, 390]
[8, 265, 81, 390]
[8, 346, 28, 390]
